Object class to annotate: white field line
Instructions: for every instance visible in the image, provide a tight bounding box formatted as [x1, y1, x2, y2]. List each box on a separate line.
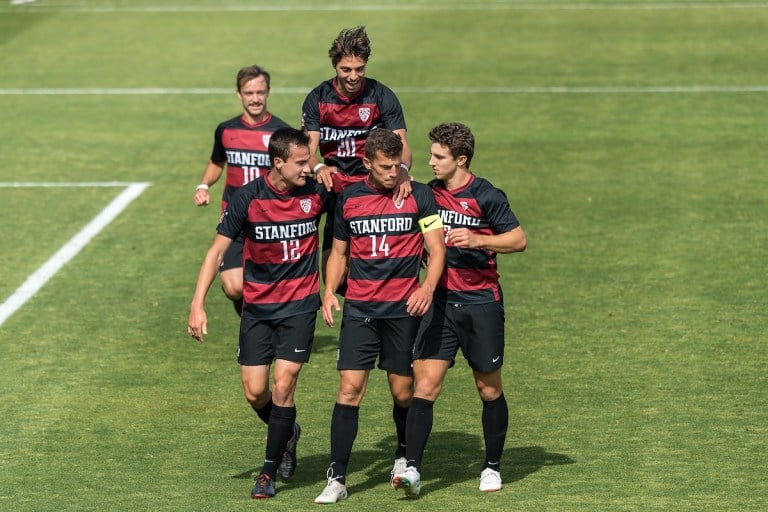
[2, 2, 768, 12]
[0, 182, 151, 327]
[1, 86, 768, 96]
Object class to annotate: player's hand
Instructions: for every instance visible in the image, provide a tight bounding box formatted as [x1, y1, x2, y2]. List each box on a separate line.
[406, 286, 433, 317]
[187, 307, 208, 343]
[446, 227, 479, 249]
[321, 293, 341, 327]
[193, 189, 211, 207]
[315, 165, 338, 192]
[393, 167, 413, 203]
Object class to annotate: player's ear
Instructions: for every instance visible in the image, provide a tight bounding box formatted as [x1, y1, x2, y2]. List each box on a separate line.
[273, 157, 284, 170]
[457, 155, 468, 168]
[362, 157, 372, 170]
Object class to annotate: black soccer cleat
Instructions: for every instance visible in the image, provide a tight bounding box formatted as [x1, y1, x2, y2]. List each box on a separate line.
[277, 422, 301, 481]
[250, 473, 276, 499]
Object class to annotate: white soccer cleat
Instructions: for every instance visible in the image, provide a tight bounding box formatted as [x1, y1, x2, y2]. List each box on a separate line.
[479, 467, 503, 492]
[391, 466, 421, 498]
[390, 457, 407, 486]
[314, 468, 348, 504]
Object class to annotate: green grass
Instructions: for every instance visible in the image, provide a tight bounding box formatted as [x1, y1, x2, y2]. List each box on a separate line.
[1, 1, 767, 511]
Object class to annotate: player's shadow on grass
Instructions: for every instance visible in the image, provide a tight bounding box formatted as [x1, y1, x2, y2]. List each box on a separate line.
[232, 433, 574, 498]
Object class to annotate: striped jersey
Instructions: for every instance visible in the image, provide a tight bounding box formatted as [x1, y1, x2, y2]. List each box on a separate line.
[301, 77, 407, 177]
[217, 175, 330, 319]
[429, 174, 520, 304]
[210, 113, 291, 212]
[334, 178, 438, 318]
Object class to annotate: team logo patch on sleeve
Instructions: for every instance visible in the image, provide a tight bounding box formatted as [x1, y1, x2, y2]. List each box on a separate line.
[358, 107, 371, 122]
[300, 198, 312, 213]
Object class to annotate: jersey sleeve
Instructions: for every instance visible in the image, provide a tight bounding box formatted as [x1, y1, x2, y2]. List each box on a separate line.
[378, 84, 407, 131]
[210, 123, 227, 163]
[332, 191, 351, 242]
[481, 182, 520, 234]
[216, 186, 248, 239]
[300, 86, 322, 132]
[413, 183, 439, 221]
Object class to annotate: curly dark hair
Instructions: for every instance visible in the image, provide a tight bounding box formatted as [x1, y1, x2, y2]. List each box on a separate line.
[328, 26, 371, 66]
[428, 123, 475, 167]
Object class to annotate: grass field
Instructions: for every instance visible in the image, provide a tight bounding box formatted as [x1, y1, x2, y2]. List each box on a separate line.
[1, 1, 767, 511]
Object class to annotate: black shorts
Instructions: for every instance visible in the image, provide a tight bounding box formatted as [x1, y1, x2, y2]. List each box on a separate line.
[238, 311, 317, 366]
[414, 301, 505, 373]
[220, 233, 244, 272]
[336, 316, 419, 375]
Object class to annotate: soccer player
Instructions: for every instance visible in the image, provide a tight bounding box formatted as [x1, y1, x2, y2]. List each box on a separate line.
[391, 123, 527, 497]
[301, 26, 413, 279]
[188, 128, 330, 500]
[193, 65, 290, 316]
[313, 128, 446, 504]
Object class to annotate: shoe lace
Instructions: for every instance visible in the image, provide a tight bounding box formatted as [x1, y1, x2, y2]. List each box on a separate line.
[256, 474, 271, 487]
[325, 467, 343, 486]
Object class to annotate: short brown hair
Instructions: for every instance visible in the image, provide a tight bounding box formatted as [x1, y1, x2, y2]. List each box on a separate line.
[236, 65, 271, 91]
[364, 128, 403, 161]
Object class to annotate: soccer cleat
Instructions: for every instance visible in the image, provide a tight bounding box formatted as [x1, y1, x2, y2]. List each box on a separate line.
[277, 422, 301, 481]
[391, 466, 421, 498]
[390, 457, 408, 486]
[479, 468, 503, 492]
[314, 468, 348, 504]
[250, 473, 276, 499]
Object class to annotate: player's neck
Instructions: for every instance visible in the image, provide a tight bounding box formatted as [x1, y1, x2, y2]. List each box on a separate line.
[444, 168, 472, 191]
[242, 111, 270, 125]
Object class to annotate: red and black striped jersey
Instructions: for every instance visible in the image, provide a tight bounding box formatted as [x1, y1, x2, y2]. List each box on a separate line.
[210, 113, 291, 212]
[334, 179, 438, 318]
[217, 175, 330, 319]
[429, 175, 520, 304]
[301, 77, 407, 177]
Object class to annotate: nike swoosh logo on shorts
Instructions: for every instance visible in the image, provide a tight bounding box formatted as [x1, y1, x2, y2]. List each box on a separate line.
[492, 356, 500, 363]
[294, 348, 307, 353]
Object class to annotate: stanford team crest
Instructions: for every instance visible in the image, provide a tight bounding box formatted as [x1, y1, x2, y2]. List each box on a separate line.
[300, 198, 312, 213]
[262, 135, 271, 147]
[358, 107, 371, 122]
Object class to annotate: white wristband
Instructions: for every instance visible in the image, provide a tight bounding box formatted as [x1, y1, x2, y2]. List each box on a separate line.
[399, 163, 410, 173]
[196, 183, 209, 191]
[313, 163, 325, 173]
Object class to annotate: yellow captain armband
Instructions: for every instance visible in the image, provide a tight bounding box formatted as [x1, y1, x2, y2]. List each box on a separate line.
[418, 214, 443, 234]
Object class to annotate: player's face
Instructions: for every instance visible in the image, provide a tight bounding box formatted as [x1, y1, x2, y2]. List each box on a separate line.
[364, 151, 401, 191]
[429, 142, 460, 181]
[334, 56, 367, 96]
[237, 76, 270, 122]
[274, 145, 312, 190]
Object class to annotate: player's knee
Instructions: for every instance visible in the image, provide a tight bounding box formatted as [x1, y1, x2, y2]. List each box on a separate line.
[337, 382, 364, 405]
[243, 383, 270, 406]
[415, 380, 443, 401]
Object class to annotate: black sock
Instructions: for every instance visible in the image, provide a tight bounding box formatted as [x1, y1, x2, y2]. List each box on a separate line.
[392, 403, 409, 459]
[404, 397, 434, 471]
[261, 405, 296, 479]
[252, 399, 273, 425]
[482, 394, 508, 472]
[329, 403, 359, 485]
